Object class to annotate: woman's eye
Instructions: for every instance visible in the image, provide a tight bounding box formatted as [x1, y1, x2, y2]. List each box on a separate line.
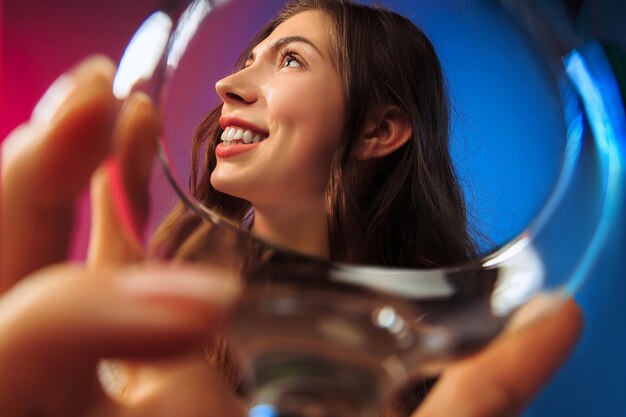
[281, 53, 303, 68]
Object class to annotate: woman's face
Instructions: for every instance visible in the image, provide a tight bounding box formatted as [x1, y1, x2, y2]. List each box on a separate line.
[211, 10, 345, 212]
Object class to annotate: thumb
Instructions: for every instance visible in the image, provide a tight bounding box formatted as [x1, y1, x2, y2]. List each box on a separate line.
[88, 92, 157, 266]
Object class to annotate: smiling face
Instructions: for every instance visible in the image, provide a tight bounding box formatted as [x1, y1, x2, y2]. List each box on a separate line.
[211, 10, 345, 213]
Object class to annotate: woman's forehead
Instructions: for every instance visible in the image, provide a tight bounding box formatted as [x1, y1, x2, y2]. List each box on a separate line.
[254, 10, 334, 59]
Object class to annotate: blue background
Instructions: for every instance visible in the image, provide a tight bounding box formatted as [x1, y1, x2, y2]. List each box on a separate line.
[381, 1, 626, 416]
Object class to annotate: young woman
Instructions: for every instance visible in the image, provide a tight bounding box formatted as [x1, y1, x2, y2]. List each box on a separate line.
[0, 1, 582, 416]
[156, 0, 477, 269]
[149, 1, 478, 413]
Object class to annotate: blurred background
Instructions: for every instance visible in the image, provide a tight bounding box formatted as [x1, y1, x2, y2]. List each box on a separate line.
[2, 0, 625, 415]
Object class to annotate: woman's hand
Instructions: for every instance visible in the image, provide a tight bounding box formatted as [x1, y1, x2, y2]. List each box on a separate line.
[0, 55, 583, 417]
[87, 86, 156, 266]
[0, 56, 244, 417]
[2, 56, 116, 285]
[414, 300, 582, 417]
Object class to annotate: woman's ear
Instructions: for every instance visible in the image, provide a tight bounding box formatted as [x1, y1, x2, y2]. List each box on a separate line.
[356, 105, 413, 160]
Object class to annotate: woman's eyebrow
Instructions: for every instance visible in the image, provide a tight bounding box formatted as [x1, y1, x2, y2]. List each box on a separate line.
[250, 36, 324, 60]
[270, 36, 323, 56]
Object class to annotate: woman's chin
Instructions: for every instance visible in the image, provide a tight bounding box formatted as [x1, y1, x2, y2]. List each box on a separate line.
[210, 172, 249, 201]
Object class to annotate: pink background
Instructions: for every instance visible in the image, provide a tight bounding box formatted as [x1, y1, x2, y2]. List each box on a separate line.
[3, 0, 157, 137]
[3, 0, 158, 258]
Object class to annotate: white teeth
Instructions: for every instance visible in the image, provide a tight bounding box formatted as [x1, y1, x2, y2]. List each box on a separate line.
[220, 126, 268, 145]
[227, 128, 236, 141]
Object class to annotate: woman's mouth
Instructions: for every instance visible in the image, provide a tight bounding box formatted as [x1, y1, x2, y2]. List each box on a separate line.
[216, 126, 269, 158]
[220, 126, 268, 146]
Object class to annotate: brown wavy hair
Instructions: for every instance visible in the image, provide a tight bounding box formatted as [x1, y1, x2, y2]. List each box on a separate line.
[152, 0, 478, 415]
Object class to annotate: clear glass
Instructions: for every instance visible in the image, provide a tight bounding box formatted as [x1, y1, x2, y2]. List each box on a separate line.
[114, 0, 625, 415]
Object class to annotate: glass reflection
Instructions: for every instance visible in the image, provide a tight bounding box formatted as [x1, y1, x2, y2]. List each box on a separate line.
[112, 0, 625, 416]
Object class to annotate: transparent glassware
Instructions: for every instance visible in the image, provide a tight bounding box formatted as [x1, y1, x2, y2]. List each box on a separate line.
[113, 0, 625, 416]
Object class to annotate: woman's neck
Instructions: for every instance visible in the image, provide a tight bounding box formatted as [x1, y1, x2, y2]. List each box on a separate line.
[250, 204, 329, 259]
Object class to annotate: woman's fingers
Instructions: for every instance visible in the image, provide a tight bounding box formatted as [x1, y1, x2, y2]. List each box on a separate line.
[414, 300, 583, 417]
[116, 355, 246, 417]
[0, 263, 239, 416]
[88, 92, 157, 266]
[1, 56, 118, 289]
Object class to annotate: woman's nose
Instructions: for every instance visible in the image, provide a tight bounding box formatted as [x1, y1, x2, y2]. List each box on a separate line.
[215, 70, 258, 105]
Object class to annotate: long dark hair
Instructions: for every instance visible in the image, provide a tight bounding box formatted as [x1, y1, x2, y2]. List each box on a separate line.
[152, 1, 477, 414]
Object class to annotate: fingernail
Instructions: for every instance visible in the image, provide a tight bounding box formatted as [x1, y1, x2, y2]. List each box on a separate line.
[117, 266, 240, 307]
[121, 91, 152, 115]
[32, 73, 77, 125]
[117, 92, 142, 123]
[32, 55, 116, 125]
[114, 91, 154, 149]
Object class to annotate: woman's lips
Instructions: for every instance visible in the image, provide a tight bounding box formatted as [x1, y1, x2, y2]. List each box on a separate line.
[215, 141, 261, 158]
[216, 122, 269, 159]
[219, 115, 267, 135]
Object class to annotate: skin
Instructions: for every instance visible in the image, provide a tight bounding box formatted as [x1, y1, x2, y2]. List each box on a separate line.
[0, 22, 582, 417]
[1, 57, 244, 417]
[213, 10, 345, 259]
